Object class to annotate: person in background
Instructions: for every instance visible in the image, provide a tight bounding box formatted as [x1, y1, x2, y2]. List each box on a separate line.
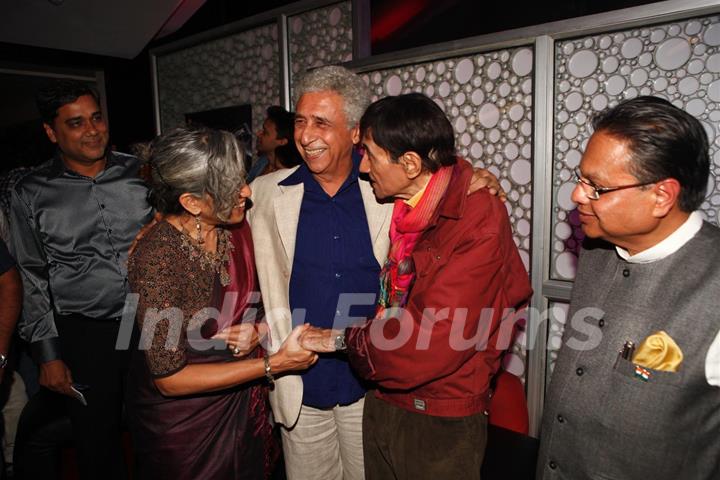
[127, 127, 317, 479]
[247, 106, 302, 182]
[299, 93, 532, 480]
[9, 79, 153, 479]
[537, 96, 720, 479]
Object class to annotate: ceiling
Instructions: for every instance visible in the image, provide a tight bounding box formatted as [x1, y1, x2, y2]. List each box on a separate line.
[0, 0, 206, 59]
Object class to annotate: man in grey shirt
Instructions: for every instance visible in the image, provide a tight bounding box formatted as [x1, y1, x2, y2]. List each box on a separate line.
[9, 80, 152, 479]
[538, 96, 720, 479]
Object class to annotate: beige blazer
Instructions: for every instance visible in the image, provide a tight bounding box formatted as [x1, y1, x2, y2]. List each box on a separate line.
[247, 166, 392, 427]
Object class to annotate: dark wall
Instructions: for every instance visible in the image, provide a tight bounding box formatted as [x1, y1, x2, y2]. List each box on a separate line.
[0, 0, 300, 173]
[371, 0, 666, 54]
[0, 42, 155, 171]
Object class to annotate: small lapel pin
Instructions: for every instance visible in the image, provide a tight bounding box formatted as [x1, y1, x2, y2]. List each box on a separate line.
[634, 365, 651, 382]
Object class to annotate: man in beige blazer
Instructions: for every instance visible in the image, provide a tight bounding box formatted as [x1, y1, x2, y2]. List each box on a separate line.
[247, 66, 390, 480]
[248, 66, 500, 480]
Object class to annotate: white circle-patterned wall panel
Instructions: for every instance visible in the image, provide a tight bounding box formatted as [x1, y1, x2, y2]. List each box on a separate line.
[363, 47, 534, 273]
[157, 23, 280, 138]
[551, 15, 720, 281]
[288, 1, 353, 101]
[546, 302, 569, 386]
[362, 46, 534, 383]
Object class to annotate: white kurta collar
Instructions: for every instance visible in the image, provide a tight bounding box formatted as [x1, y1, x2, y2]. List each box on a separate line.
[615, 211, 703, 264]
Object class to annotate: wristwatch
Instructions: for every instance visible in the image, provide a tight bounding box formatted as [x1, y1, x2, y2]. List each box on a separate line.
[0, 353, 7, 369]
[334, 331, 347, 351]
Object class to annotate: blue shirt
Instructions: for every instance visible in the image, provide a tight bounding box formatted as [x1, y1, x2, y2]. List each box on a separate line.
[283, 159, 380, 408]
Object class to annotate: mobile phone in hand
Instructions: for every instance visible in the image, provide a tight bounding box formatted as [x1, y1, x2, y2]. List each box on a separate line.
[70, 383, 89, 406]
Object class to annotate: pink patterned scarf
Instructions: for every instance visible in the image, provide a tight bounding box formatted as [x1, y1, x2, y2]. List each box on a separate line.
[375, 165, 454, 317]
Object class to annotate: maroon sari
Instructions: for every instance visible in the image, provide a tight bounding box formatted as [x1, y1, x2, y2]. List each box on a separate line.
[127, 220, 276, 480]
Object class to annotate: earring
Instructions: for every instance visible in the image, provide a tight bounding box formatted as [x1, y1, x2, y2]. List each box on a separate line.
[194, 213, 204, 245]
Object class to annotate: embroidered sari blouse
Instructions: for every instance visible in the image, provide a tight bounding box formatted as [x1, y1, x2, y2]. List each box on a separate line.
[128, 221, 216, 377]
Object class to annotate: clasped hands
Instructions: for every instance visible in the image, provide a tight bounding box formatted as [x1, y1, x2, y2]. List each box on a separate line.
[211, 323, 337, 355]
[211, 323, 337, 375]
[298, 326, 341, 353]
[212, 322, 269, 357]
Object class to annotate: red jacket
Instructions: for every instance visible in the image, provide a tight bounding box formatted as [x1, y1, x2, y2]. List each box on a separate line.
[346, 159, 532, 417]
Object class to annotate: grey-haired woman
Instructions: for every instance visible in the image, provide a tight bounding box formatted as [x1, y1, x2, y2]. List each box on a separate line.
[126, 127, 317, 479]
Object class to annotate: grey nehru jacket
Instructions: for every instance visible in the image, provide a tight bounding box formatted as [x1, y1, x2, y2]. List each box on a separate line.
[9, 151, 153, 364]
[537, 222, 720, 480]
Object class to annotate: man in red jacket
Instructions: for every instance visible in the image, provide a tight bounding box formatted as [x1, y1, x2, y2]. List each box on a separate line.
[300, 93, 532, 480]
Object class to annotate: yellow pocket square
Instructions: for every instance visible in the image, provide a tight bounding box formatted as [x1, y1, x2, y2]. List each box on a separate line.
[632, 330, 683, 372]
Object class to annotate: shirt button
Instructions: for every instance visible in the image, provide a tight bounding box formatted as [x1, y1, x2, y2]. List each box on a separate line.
[333, 234, 340, 240]
[100, 203, 105, 209]
[557, 414, 565, 423]
[335, 273, 341, 279]
[576, 367, 584, 376]
[549, 461, 557, 470]
[622, 268, 630, 277]
[108, 229, 113, 234]
[598, 318, 605, 328]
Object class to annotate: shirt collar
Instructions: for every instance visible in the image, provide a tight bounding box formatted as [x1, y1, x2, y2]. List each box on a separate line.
[277, 162, 307, 186]
[47, 151, 66, 178]
[404, 179, 430, 208]
[47, 149, 116, 179]
[615, 211, 704, 264]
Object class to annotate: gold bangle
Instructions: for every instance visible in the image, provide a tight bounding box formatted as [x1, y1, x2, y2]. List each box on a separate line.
[263, 351, 275, 390]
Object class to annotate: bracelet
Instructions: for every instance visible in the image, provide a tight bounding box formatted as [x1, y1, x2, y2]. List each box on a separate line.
[263, 351, 275, 390]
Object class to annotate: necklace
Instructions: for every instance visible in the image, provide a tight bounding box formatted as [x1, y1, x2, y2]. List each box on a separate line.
[178, 222, 234, 286]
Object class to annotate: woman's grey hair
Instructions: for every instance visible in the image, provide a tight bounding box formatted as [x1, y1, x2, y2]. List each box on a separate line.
[144, 127, 246, 222]
[293, 65, 371, 127]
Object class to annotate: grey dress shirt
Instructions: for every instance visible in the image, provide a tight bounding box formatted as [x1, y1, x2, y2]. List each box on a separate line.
[9, 151, 153, 363]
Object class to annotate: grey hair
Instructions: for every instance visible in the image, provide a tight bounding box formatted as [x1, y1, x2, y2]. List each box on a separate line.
[293, 65, 371, 127]
[145, 127, 246, 222]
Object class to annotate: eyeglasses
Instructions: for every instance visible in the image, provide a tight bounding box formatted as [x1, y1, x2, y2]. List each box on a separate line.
[572, 167, 657, 200]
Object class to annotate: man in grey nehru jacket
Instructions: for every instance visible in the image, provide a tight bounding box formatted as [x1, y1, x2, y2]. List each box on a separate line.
[537, 96, 720, 479]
